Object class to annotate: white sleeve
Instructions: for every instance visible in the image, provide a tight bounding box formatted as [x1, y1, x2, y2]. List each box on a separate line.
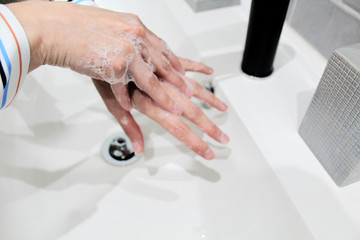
[0, 4, 30, 110]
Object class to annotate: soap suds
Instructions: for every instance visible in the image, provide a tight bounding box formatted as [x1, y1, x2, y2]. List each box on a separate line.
[120, 117, 129, 126]
[161, 54, 171, 65]
[158, 112, 171, 121]
[84, 44, 135, 85]
[147, 61, 156, 74]
[85, 31, 157, 86]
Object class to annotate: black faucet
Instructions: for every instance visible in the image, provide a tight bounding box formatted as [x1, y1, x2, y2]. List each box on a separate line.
[241, 0, 291, 78]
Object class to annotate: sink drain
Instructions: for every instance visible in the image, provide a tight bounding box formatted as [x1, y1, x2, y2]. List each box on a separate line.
[101, 132, 140, 166]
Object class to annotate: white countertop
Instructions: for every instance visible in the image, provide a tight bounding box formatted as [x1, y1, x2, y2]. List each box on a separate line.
[1, 0, 359, 239]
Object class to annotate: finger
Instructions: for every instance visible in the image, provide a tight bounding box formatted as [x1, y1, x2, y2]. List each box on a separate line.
[93, 79, 144, 155]
[178, 57, 213, 75]
[161, 82, 229, 144]
[132, 88, 215, 160]
[138, 43, 156, 73]
[183, 75, 228, 112]
[116, 111, 144, 156]
[138, 43, 151, 64]
[149, 48, 192, 97]
[145, 32, 184, 73]
[110, 82, 132, 111]
[130, 55, 182, 115]
[160, 43, 184, 74]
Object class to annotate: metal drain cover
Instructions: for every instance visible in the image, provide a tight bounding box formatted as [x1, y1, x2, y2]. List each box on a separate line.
[101, 132, 140, 166]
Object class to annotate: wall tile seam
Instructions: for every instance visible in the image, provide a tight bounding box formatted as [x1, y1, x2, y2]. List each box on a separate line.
[330, 0, 360, 21]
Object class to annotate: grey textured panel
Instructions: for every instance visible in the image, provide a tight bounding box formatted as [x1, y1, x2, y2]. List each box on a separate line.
[184, 0, 240, 12]
[288, 0, 360, 58]
[344, 0, 360, 14]
[299, 43, 360, 187]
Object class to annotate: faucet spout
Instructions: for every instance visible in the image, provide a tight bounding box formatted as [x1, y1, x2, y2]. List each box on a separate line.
[241, 0, 290, 78]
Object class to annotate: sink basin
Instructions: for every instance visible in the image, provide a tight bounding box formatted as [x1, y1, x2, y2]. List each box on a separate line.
[0, 63, 313, 239]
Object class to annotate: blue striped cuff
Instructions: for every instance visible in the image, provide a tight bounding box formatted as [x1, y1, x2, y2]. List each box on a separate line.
[0, 4, 30, 109]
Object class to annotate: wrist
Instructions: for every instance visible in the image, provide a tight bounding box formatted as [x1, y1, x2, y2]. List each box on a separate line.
[6, 1, 54, 72]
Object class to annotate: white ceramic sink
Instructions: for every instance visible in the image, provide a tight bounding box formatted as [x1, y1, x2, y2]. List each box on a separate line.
[1, 0, 360, 239]
[0, 65, 313, 240]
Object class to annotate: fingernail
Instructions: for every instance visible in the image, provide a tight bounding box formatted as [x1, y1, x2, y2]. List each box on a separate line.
[218, 133, 230, 144]
[206, 67, 214, 74]
[218, 102, 228, 111]
[203, 147, 215, 160]
[133, 142, 142, 156]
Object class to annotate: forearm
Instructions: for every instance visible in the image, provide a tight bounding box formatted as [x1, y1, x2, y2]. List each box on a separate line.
[0, 0, 95, 110]
[6, 0, 96, 72]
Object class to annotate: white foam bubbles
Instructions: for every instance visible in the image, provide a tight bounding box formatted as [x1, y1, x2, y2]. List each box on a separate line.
[85, 30, 158, 86]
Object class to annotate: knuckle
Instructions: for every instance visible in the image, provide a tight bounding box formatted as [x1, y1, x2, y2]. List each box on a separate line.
[189, 106, 203, 122]
[133, 90, 152, 110]
[193, 106, 203, 118]
[161, 60, 172, 72]
[147, 74, 159, 87]
[122, 41, 135, 54]
[130, 13, 141, 22]
[158, 91, 172, 107]
[131, 25, 145, 37]
[170, 123, 187, 139]
[209, 123, 219, 136]
[178, 76, 187, 89]
[115, 58, 127, 71]
[113, 60, 127, 79]
[161, 93, 172, 106]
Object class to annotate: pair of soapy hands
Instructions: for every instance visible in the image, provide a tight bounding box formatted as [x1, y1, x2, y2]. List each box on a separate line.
[9, 1, 229, 159]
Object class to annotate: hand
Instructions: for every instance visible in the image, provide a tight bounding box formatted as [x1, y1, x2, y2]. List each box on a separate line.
[133, 81, 229, 160]
[92, 59, 229, 159]
[7, 1, 190, 113]
[92, 79, 145, 155]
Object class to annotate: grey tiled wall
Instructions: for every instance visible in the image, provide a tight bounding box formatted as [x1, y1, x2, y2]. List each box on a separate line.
[344, 0, 360, 13]
[287, 0, 360, 58]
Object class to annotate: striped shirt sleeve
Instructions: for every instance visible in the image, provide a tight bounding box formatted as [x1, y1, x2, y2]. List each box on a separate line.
[0, 0, 96, 110]
[0, 4, 30, 110]
[51, 0, 97, 7]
